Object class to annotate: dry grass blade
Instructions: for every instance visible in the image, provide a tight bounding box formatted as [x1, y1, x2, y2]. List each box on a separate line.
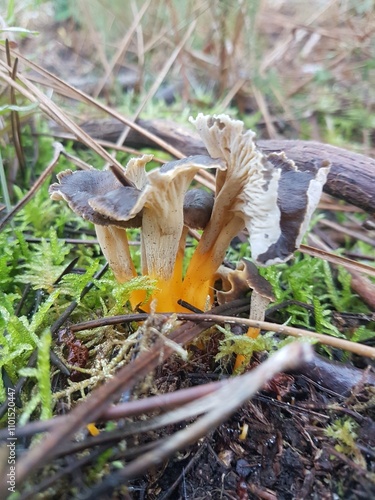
[219, 76, 247, 110]
[251, 84, 278, 139]
[0, 60, 128, 171]
[93, 0, 152, 98]
[300, 243, 375, 278]
[305, 233, 375, 310]
[5, 40, 26, 172]
[0, 45, 185, 159]
[319, 218, 375, 247]
[60, 149, 94, 171]
[0, 142, 63, 232]
[108, 20, 196, 163]
[193, 172, 216, 191]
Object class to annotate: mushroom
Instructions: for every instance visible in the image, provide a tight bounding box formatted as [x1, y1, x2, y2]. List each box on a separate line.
[217, 260, 275, 324]
[183, 188, 214, 230]
[180, 114, 330, 311]
[216, 259, 276, 369]
[49, 168, 140, 283]
[50, 154, 224, 312]
[243, 260, 275, 338]
[50, 114, 330, 317]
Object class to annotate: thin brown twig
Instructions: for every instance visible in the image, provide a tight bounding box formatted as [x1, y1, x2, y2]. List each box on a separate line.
[70, 311, 375, 358]
[317, 203, 364, 213]
[318, 218, 375, 247]
[299, 244, 375, 278]
[60, 149, 94, 171]
[24, 237, 139, 246]
[0, 380, 226, 441]
[6, 40, 26, 172]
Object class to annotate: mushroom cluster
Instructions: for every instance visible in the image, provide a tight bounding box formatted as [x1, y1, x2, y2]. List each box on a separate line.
[50, 114, 330, 313]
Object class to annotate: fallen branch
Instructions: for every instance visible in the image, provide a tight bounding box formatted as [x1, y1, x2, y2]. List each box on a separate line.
[91, 117, 375, 214]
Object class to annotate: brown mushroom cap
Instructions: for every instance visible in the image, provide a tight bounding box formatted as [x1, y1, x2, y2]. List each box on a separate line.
[49, 169, 142, 228]
[183, 189, 214, 229]
[241, 259, 275, 301]
[216, 259, 275, 305]
[88, 186, 143, 226]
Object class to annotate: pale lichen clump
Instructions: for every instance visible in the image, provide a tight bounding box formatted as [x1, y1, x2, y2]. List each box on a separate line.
[50, 114, 330, 314]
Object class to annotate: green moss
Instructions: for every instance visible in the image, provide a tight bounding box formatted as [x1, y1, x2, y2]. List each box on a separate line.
[325, 417, 366, 467]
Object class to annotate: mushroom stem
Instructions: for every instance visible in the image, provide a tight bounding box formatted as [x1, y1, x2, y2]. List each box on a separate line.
[132, 226, 189, 313]
[247, 292, 271, 336]
[95, 225, 136, 282]
[181, 216, 244, 310]
[233, 291, 271, 371]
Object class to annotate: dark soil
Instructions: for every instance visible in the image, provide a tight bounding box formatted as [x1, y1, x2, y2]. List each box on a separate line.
[125, 347, 375, 500]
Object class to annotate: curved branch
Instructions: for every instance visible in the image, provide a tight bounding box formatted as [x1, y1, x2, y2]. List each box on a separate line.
[80, 117, 375, 213]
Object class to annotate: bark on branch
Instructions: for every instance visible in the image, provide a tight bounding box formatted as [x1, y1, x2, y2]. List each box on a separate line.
[81, 118, 375, 214]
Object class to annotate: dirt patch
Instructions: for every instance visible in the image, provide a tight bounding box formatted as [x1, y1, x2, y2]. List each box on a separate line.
[123, 349, 375, 500]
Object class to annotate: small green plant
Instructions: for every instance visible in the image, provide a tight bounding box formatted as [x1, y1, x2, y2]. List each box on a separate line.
[325, 417, 366, 468]
[19, 228, 72, 292]
[259, 253, 371, 339]
[0, 290, 58, 418]
[215, 326, 305, 373]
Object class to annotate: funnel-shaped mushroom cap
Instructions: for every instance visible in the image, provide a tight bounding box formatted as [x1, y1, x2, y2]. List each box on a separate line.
[182, 115, 261, 295]
[245, 153, 331, 265]
[72, 155, 224, 281]
[217, 259, 275, 305]
[126, 155, 225, 280]
[181, 114, 330, 311]
[191, 114, 331, 266]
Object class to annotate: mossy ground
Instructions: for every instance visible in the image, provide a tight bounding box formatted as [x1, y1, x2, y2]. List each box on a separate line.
[0, 1, 374, 498]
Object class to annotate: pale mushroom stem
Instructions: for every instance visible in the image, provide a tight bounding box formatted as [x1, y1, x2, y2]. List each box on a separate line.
[95, 225, 137, 282]
[130, 226, 189, 313]
[155, 226, 191, 313]
[233, 292, 271, 371]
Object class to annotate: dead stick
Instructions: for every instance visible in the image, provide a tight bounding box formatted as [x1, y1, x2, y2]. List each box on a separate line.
[111, 118, 375, 214]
